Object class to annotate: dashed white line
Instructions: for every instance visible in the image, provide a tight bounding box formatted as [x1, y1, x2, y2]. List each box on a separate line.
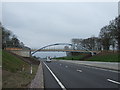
[43, 62, 66, 90]
[77, 69, 82, 72]
[107, 79, 120, 85]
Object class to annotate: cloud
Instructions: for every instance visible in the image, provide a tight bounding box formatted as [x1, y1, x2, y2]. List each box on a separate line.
[2, 2, 118, 48]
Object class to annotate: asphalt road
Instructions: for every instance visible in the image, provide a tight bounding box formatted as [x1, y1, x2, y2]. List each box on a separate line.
[42, 60, 120, 89]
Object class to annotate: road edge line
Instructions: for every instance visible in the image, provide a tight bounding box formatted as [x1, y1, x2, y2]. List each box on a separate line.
[43, 62, 66, 90]
[107, 79, 120, 85]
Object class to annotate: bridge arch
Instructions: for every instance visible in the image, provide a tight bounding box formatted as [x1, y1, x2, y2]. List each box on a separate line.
[31, 43, 94, 55]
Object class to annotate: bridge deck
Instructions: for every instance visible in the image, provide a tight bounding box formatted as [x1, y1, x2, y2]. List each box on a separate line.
[31, 49, 98, 52]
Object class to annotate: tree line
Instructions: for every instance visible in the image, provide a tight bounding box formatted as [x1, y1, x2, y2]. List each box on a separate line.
[0, 22, 29, 49]
[71, 15, 120, 51]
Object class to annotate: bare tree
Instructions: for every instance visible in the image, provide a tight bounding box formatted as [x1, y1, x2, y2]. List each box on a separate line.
[99, 26, 111, 50]
[71, 38, 83, 50]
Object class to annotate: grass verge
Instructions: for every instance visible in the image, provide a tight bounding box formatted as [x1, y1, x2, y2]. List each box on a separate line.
[55, 52, 120, 62]
[86, 53, 120, 62]
[2, 50, 39, 88]
[2, 65, 38, 88]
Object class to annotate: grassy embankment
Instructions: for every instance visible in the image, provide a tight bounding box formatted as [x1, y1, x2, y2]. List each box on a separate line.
[55, 52, 120, 62]
[0, 49, 1, 66]
[2, 50, 39, 88]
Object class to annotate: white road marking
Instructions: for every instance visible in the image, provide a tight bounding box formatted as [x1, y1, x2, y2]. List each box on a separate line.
[65, 66, 68, 68]
[77, 69, 82, 72]
[43, 62, 66, 90]
[0, 66, 2, 67]
[60, 61, 120, 73]
[107, 79, 120, 85]
[30, 66, 33, 74]
[82, 65, 120, 73]
[60, 64, 62, 66]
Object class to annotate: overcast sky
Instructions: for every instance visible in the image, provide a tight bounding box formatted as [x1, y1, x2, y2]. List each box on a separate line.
[2, 2, 118, 48]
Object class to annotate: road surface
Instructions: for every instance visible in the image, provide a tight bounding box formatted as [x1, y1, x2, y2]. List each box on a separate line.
[42, 60, 119, 89]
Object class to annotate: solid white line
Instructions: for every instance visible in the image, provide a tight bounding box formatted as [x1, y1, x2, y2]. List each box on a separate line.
[107, 79, 120, 85]
[82, 65, 120, 73]
[43, 62, 66, 90]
